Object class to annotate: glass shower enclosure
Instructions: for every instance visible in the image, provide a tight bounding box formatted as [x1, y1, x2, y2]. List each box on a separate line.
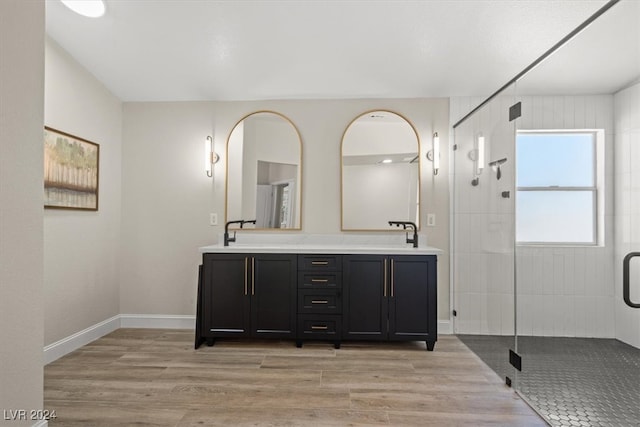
[452, 1, 640, 425]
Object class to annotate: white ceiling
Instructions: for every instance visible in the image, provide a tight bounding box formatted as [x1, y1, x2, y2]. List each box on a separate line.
[45, 0, 634, 103]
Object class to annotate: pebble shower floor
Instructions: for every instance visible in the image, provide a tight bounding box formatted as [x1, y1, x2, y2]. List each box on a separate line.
[457, 335, 640, 427]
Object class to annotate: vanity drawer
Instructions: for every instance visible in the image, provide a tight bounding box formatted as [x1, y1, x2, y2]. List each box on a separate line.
[298, 289, 341, 314]
[298, 272, 341, 289]
[298, 315, 341, 338]
[298, 255, 342, 271]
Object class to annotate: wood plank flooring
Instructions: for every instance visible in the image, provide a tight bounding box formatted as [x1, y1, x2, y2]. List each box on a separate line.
[44, 329, 548, 426]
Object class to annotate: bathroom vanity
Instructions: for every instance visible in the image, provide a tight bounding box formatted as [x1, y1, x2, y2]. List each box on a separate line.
[195, 236, 440, 351]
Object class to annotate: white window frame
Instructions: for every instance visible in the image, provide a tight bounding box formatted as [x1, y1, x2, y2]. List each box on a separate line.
[516, 130, 599, 246]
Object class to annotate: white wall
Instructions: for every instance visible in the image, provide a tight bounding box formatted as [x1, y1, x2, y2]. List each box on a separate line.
[121, 98, 452, 320]
[0, 0, 45, 423]
[451, 94, 615, 337]
[43, 38, 123, 345]
[614, 81, 640, 348]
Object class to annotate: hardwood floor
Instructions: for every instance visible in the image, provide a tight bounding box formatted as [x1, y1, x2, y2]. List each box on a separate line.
[44, 329, 548, 426]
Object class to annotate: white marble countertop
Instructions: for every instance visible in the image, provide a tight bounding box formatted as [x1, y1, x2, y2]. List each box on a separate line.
[200, 243, 441, 255]
[199, 233, 442, 255]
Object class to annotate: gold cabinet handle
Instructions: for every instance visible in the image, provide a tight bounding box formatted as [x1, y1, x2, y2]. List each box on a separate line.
[311, 278, 328, 283]
[311, 261, 329, 265]
[244, 257, 248, 296]
[251, 257, 255, 296]
[391, 258, 395, 297]
[311, 300, 328, 304]
[311, 325, 328, 330]
[383, 258, 388, 297]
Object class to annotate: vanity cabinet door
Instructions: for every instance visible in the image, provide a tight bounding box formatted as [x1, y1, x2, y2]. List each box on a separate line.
[201, 253, 296, 341]
[342, 254, 437, 350]
[342, 255, 388, 340]
[251, 254, 297, 339]
[202, 253, 251, 338]
[388, 255, 437, 348]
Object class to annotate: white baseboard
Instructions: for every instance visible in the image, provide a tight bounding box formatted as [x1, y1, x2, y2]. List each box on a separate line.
[120, 314, 195, 329]
[44, 314, 120, 364]
[438, 320, 452, 334]
[44, 314, 195, 364]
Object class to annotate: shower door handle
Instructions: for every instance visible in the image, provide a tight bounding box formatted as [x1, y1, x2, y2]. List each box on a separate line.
[623, 252, 640, 308]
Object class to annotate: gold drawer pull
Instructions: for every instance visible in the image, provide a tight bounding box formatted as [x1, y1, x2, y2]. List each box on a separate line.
[311, 300, 328, 304]
[311, 278, 329, 283]
[311, 325, 328, 330]
[311, 261, 329, 265]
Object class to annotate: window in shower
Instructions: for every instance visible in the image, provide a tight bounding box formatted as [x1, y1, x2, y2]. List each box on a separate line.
[516, 130, 597, 244]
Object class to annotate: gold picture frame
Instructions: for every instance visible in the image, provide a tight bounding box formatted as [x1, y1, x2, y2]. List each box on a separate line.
[44, 127, 99, 211]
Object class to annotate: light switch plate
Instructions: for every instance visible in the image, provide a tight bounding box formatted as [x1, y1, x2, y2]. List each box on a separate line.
[426, 214, 436, 227]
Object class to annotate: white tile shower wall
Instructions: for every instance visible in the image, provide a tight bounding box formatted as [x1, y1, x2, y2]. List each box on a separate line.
[614, 82, 640, 349]
[451, 95, 615, 337]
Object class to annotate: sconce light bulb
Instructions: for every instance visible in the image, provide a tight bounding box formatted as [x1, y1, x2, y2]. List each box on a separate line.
[432, 132, 440, 174]
[477, 135, 485, 174]
[205, 136, 213, 177]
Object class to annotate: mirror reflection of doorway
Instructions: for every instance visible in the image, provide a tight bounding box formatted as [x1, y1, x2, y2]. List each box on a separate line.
[274, 181, 292, 228]
[256, 180, 294, 228]
[256, 159, 296, 228]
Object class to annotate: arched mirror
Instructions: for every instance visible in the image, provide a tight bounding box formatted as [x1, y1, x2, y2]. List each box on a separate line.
[341, 110, 420, 230]
[225, 111, 302, 230]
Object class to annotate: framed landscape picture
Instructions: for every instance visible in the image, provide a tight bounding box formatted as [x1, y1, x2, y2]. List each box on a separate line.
[44, 127, 99, 211]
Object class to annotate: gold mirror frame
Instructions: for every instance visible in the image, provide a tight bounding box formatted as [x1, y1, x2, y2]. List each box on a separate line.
[340, 109, 421, 231]
[225, 110, 303, 230]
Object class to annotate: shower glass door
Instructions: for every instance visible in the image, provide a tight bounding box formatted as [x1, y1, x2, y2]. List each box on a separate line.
[616, 83, 640, 425]
[452, 82, 518, 388]
[615, 4, 640, 416]
[513, 1, 640, 424]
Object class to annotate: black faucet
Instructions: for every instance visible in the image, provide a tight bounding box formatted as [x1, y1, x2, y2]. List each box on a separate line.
[388, 221, 418, 248]
[224, 219, 257, 246]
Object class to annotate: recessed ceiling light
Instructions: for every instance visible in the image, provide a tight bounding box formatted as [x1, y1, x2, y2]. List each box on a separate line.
[381, 159, 393, 164]
[60, 0, 105, 18]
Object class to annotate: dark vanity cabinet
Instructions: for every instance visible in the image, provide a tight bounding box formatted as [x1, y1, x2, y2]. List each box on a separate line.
[343, 255, 437, 350]
[196, 253, 297, 347]
[196, 251, 437, 351]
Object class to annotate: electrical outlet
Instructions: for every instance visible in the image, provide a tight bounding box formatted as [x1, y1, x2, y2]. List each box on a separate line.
[209, 213, 218, 226]
[427, 214, 436, 227]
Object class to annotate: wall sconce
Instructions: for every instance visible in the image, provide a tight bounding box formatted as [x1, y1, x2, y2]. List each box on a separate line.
[204, 136, 219, 177]
[468, 134, 485, 186]
[426, 132, 440, 175]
